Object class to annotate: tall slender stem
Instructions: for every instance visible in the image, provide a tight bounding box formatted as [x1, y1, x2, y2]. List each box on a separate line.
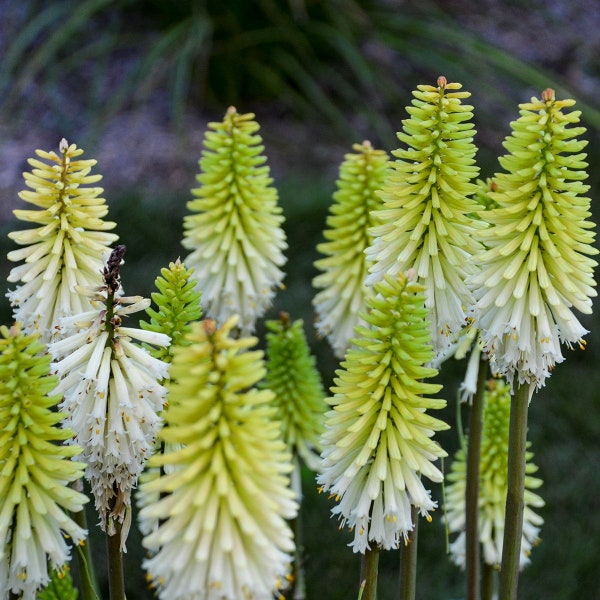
[465, 357, 489, 600]
[290, 456, 306, 599]
[498, 382, 530, 600]
[71, 497, 100, 600]
[106, 515, 125, 600]
[360, 545, 380, 600]
[398, 505, 419, 600]
[481, 563, 496, 600]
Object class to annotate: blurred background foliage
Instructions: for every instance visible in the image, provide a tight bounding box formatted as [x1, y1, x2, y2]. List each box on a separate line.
[1, 0, 599, 598]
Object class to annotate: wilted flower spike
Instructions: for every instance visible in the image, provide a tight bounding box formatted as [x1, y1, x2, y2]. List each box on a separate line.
[470, 90, 598, 391]
[366, 79, 484, 354]
[6, 140, 118, 343]
[313, 141, 389, 357]
[0, 324, 88, 600]
[49, 248, 170, 548]
[182, 108, 287, 334]
[446, 379, 544, 568]
[318, 272, 449, 553]
[261, 313, 327, 471]
[139, 316, 297, 600]
[140, 258, 202, 363]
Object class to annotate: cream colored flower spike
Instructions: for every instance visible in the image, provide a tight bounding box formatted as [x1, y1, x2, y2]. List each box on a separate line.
[7, 139, 118, 344]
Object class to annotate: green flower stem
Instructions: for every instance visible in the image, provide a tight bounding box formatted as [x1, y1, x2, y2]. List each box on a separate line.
[290, 456, 307, 600]
[106, 506, 125, 600]
[481, 563, 495, 600]
[399, 506, 419, 600]
[71, 501, 100, 600]
[465, 356, 489, 600]
[498, 382, 531, 600]
[360, 545, 380, 600]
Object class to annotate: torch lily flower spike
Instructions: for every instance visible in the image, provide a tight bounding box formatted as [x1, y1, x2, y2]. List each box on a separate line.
[48, 246, 170, 548]
[139, 258, 203, 364]
[136, 259, 202, 535]
[469, 89, 598, 392]
[318, 271, 449, 552]
[262, 313, 327, 472]
[0, 324, 88, 599]
[366, 78, 484, 354]
[445, 379, 544, 568]
[183, 107, 287, 334]
[139, 316, 297, 600]
[313, 141, 389, 358]
[7, 139, 118, 344]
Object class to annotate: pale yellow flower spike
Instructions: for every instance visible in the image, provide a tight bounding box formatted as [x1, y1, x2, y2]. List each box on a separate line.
[470, 89, 598, 391]
[7, 139, 118, 343]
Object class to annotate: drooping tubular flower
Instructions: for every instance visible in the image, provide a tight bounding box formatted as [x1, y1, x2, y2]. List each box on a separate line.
[6, 139, 118, 344]
[318, 271, 449, 553]
[139, 316, 297, 600]
[313, 141, 389, 357]
[469, 89, 598, 392]
[445, 378, 544, 568]
[182, 107, 287, 334]
[365, 77, 484, 354]
[261, 313, 326, 471]
[48, 246, 170, 548]
[0, 323, 88, 599]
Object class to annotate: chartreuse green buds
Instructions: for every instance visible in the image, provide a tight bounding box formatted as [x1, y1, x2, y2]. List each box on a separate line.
[313, 141, 389, 357]
[139, 317, 297, 600]
[366, 78, 484, 354]
[318, 271, 448, 552]
[36, 567, 78, 600]
[262, 313, 326, 470]
[0, 323, 88, 599]
[446, 379, 544, 568]
[7, 139, 118, 343]
[182, 107, 287, 334]
[137, 259, 202, 532]
[470, 89, 597, 392]
[140, 258, 202, 364]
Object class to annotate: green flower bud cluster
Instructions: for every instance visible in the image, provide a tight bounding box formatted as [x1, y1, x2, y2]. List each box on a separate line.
[262, 313, 326, 470]
[183, 107, 287, 334]
[140, 258, 202, 364]
[446, 379, 544, 568]
[366, 78, 484, 354]
[313, 141, 389, 357]
[36, 567, 78, 600]
[319, 272, 448, 552]
[0, 324, 88, 598]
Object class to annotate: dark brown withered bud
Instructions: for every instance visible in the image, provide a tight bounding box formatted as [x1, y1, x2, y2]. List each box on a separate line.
[104, 245, 126, 294]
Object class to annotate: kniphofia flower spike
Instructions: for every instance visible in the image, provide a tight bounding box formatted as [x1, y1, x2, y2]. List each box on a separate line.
[470, 89, 597, 392]
[49, 246, 170, 548]
[0, 324, 88, 599]
[183, 108, 287, 334]
[366, 78, 484, 354]
[7, 139, 117, 343]
[318, 271, 448, 552]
